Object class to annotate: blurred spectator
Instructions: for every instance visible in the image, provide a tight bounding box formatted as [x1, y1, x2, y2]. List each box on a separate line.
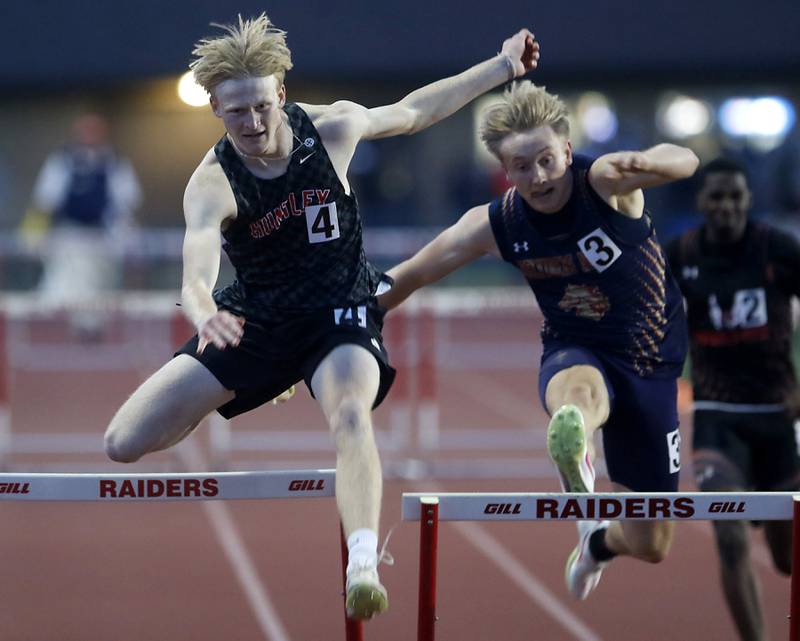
[19, 113, 141, 335]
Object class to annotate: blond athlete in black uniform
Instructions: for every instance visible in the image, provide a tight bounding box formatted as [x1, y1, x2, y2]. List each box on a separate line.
[667, 158, 800, 641]
[102, 14, 539, 620]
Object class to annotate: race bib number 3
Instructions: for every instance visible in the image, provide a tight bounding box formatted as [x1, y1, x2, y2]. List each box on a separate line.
[305, 202, 340, 244]
[577, 228, 622, 272]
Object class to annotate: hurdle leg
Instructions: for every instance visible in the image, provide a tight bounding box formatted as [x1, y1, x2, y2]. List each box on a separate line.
[791, 496, 800, 641]
[418, 497, 439, 641]
[340, 525, 364, 641]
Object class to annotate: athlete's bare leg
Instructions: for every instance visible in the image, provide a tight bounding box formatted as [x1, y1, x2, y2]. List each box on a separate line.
[545, 364, 610, 460]
[709, 515, 766, 641]
[311, 343, 386, 619]
[104, 354, 234, 462]
[603, 480, 674, 563]
[311, 344, 382, 536]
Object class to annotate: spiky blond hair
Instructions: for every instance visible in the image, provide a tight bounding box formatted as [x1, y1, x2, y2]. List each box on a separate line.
[479, 81, 570, 158]
[190, 13, 293, 92]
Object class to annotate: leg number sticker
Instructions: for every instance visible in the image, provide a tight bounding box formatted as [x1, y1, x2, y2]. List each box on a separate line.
[667, 428, 681, 473]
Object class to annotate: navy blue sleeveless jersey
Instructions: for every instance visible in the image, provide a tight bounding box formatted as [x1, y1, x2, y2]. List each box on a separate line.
[212, 103, 382, 321]
[666, 222, 800, 404]
[489, 155, 687, 377]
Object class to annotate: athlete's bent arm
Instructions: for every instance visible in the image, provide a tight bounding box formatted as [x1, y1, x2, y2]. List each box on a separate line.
[379, 205, 498, 311]
[590, 144, 699, 199]
[181, 156, 244, 352]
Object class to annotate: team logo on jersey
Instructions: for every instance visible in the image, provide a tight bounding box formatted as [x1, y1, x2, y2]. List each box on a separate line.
[577, 228, 622, 272]
[303, 137, 315, 148]
[558, 283, 611, 321]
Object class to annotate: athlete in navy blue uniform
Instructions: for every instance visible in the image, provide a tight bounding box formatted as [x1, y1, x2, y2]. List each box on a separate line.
[102, 14, 540, 620]
[667, 158, 800, 641]
[379, 81, 698, 600]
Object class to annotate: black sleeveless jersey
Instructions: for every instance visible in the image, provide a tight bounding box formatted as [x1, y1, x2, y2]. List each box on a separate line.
[489, 154, 688, 378]
[212, 103, 382, 321]
[667, 222, 800, 404]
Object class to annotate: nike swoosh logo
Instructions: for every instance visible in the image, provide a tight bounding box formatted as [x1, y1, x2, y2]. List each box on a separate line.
[299, 152, 316, 164]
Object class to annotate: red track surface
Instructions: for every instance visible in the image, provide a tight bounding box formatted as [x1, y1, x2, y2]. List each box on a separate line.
[0, 316, 792, 641]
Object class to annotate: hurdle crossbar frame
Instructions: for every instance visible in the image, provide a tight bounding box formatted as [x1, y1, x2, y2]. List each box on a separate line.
[0, 469, 336, 501]
[404, 491, 800, 641]
[0, 469, 364, 639]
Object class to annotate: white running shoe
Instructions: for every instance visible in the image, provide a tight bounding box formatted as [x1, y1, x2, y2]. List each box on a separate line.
[546, 405, 595, 493]
[565, 520, 610, 599]
[345, 558, 389, 619]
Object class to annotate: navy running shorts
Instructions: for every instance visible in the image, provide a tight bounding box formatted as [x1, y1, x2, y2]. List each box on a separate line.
[539, 344, 682, 491]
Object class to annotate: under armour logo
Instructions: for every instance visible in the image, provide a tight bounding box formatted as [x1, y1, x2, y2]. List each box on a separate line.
[299, 151, 316, 164]
[513, 241, 529, 253]
[303, 137, 315, 148]
[682, 265, 699, 280]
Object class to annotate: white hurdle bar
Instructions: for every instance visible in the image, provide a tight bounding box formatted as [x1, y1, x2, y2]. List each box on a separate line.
[402, 491, 797, 521]
[0, 468, 366, 641]
[402, 492, 800, 641]
[0, 468, 336, 501]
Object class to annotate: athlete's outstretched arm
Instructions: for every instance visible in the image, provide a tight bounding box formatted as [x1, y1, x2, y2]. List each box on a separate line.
[378, 205, 498, 311]
[181, 154, 244, 353]
[306, 29, 538, 144]
[590, 144, 700, 198]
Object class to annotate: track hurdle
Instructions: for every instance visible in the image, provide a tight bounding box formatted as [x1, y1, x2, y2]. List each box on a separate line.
[0, 468, 363, 640]
[402, 491, 800, 641]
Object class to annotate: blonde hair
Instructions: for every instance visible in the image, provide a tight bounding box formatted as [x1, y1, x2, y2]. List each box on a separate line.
[190, 13, 293, 92]
[479, 81, 570, 158]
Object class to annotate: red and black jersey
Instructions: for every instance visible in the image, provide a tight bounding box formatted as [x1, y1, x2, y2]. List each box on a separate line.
[212, 103, 382, 321]
[666, 222, 800, 405]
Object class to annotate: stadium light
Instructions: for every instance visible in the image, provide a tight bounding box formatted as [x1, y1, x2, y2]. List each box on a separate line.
[577, 92, 617, 144]
[177, 71, 209, 108]
[657, 94, 712, 139]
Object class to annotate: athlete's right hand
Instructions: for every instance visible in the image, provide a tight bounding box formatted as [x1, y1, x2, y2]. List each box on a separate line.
[197, 310, 245, 353]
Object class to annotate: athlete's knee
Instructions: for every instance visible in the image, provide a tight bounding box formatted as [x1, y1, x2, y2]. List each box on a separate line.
[103, 425, 142, 463]
[714, 522, 749, 568]
[632, 539, 670, 564]
[329, 396, 372, 442]
[627, 526, 673, 563]
[561, 381, 597, 412]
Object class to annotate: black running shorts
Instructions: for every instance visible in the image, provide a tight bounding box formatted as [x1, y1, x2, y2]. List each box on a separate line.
[174, 298, 395, 419]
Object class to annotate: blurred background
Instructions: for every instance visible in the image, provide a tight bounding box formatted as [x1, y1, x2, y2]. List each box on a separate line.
[1, 0, 799, 290]
[0, 5, 798, 640]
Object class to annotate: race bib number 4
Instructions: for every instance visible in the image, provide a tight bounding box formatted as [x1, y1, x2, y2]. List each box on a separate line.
[305, 202, 340, 244]
[577, 228, 622, 272]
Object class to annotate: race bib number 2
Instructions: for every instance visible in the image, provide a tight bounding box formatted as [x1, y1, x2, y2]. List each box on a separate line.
[305, 202, 340, 244]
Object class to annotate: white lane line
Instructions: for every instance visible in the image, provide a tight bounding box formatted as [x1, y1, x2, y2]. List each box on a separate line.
[452, 521, 605, 641]
[179, 440, 291, 641]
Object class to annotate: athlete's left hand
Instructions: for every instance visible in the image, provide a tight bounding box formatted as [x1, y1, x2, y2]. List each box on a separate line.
[500, 29, 540, 77]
